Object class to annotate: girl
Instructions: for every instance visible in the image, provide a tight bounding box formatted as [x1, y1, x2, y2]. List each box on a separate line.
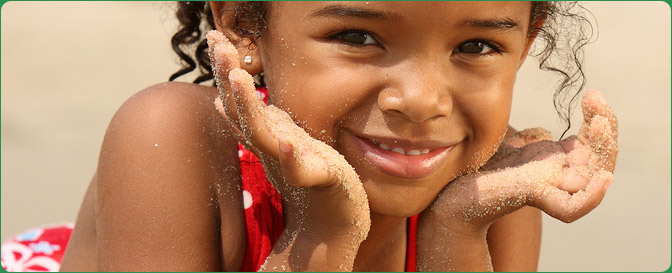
[56, 1, 617, 271]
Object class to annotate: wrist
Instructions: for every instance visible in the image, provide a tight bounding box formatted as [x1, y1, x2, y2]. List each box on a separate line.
[262, 227, 363, 271]
[420, 204, 490, 238]
[301, 221, 367, 252]
[417, 212, 492, 271]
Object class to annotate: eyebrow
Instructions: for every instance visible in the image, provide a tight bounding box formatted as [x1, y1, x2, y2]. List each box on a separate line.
[311, 5, 389, 20]
[462, 18, 522, 31]
[311, 5, 522, 32]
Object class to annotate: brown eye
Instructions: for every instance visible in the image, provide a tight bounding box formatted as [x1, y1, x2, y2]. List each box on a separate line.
[335, 31, 377, 46]
[454, 41, 497, 54]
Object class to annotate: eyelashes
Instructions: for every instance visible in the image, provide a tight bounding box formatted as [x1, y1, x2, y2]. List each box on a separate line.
[327, 29, 504, 57]
[329, 30, 379, 47]
[453, 40, 502, 56]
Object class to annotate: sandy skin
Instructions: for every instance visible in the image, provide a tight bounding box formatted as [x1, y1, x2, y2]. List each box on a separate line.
[207, 26, 618, 271]
[209, 30, 370, 271]
[417, 89, 618, 271]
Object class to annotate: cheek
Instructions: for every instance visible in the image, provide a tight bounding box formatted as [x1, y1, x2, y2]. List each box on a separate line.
[265, 55, 377, 145]
[455, 74, 515, 166]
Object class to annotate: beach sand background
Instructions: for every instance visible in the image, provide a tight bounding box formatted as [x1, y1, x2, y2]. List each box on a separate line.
[1, 2, 669, 271]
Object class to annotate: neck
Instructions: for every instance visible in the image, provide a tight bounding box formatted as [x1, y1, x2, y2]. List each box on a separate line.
[353, 212, 409, 271]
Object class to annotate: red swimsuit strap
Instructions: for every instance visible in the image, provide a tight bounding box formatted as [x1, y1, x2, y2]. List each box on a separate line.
[406, 214, 419, 272]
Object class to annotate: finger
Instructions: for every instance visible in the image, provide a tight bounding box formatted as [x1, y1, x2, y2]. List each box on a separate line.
[588, 115, 618, 173]
[558, 136, 591, 193]
[449, 159, 562, 225]
[214, 97, 243, 137]
[519, 140, 564, 164]
[207, 30, 241, 88]
[578, 89, 618, 143]
[559, 136, 590, 166]
[485, 130, 555, 171]
[503, 128, 553, 149]
[207, 34, 244, 135]
[215, 42, 243, 117]
[206, 30, 226, 55]
[214, 97, 260, 154]
[211, 37, 241, 81]
[532, 170, 613, 223]
[229, 68, 280, 158]
[277, 137, 331, 188]
[504, 128, 553, 148]
[559, 166, 590, 193]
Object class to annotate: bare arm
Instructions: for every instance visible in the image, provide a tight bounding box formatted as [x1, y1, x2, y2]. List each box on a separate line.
[485, 127, 542, 272]
[94, 83, 246, 271]
[487, 206, 541, 271]
[59, 174, 99, 271]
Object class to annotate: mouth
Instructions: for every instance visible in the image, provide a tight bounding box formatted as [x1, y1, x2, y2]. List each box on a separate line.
[369, 139, 432, 156]
[348, 133, 457, 179]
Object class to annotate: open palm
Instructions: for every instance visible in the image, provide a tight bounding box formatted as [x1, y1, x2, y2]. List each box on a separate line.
[426, 89, 618, 234]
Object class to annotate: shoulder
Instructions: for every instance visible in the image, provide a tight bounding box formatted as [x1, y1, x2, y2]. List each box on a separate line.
[95, 82, 247, 271]
[102, 81, 236, 165]
[100, 82, 241, 189]
[109, 81, 222, 135]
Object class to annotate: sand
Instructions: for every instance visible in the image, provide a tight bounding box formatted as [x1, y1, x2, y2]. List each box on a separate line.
[1, 2, 669, 271]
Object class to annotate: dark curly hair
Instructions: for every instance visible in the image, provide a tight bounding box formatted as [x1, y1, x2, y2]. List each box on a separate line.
[168, 1, 267, 84]
[168, 2, 594, 138]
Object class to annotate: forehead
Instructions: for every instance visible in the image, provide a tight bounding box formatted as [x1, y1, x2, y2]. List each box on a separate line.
[268, 1, 533, 29]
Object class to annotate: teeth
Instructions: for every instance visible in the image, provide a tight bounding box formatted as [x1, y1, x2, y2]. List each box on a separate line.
[406, 150, 421, 156]
[370, 139, 432, 156]
[391, 147, 405, 154]
[378, 143, 391, 151]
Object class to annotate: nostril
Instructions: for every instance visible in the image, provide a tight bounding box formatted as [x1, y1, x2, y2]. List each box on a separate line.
[385, 109, 406, 118]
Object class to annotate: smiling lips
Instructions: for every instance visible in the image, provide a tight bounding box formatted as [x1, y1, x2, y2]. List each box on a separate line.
[351, 134, 456, 179]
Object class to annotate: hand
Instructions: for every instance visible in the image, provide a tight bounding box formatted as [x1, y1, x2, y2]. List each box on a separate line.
[417, 89, 617, 271]
[207, 30, 370, 271]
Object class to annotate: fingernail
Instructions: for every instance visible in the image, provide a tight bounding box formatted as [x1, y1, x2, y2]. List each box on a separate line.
[279, 138, 291, 153]
[603, 179, 613, 191]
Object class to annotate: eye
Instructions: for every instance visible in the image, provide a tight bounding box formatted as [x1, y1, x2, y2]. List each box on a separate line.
[333, 30, 378, 46]
[454, 40, 500, 55]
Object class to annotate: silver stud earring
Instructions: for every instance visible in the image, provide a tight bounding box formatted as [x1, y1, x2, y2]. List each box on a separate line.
[243, 56, 252, 64]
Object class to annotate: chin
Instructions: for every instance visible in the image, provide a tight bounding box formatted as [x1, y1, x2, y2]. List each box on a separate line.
[362, 179, 439, 218]
[369, 198, 432, 218]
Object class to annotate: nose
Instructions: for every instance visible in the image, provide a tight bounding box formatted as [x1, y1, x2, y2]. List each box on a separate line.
[377, 69, 452, 123]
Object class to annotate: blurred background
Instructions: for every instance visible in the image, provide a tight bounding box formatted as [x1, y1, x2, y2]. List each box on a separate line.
[1, 2, 669, 271]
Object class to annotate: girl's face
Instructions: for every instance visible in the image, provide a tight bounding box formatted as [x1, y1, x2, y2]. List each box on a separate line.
[255, 1, 535, 216]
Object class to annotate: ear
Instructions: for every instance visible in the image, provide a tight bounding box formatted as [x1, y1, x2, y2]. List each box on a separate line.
[209, 1, 263, 76]
[518, 16, 547, 69]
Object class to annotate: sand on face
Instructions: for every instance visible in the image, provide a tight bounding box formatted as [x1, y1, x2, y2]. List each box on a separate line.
[1, 2, 669, 271]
